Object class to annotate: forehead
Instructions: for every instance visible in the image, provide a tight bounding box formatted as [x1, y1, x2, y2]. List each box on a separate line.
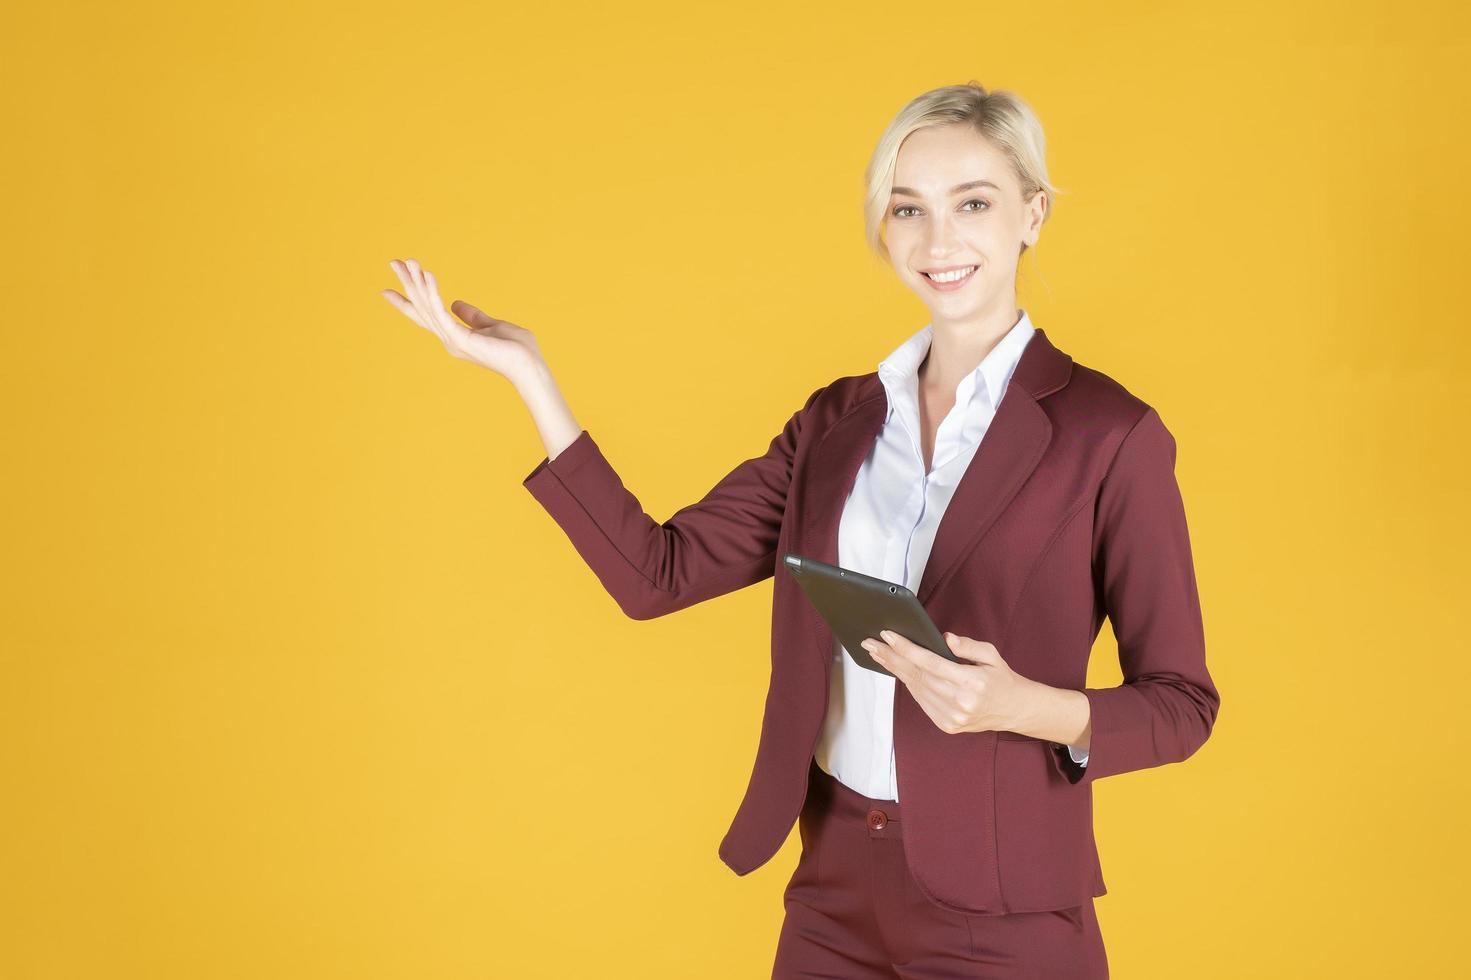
[892, 124, 1012, 194]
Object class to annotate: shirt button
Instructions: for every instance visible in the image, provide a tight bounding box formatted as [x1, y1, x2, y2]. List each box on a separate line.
[866, 808, 888, 831]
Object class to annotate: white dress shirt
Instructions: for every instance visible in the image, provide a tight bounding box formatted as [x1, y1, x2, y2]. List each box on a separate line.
[812, 309, 1090, 801]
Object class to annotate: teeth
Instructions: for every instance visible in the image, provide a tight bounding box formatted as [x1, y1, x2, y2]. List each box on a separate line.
[923, 266, 977, 283]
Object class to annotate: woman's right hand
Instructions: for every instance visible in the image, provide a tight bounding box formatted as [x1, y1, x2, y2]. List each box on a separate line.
[381, 258, 544, 388]
[382, 257, 584, 461]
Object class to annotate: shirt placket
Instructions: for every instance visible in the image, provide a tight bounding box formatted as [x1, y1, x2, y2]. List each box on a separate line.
[888, 375, 987, 798]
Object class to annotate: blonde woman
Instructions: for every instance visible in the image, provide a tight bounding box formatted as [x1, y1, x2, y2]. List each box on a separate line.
[383, 82, 1219, 979]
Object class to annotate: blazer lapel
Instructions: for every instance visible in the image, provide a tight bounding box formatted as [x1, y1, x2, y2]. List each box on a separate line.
[917, 327, 1073, 603]
[797, 327, 1075, 644]
[796, 387, 886, 669]
[913, 385, 1051, 605]
[801, 388, 887, 570]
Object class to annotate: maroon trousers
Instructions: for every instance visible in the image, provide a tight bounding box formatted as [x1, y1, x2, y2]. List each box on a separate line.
[771, 758, 1109, 979]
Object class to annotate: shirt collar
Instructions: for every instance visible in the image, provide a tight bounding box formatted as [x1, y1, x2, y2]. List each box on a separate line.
[876, 309, 1037, 424]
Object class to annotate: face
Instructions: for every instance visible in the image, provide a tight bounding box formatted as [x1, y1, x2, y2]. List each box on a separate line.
[883, 123, 1046, 324]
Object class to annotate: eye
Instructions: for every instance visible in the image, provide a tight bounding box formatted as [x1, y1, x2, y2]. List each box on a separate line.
[890, 199, 991, 218]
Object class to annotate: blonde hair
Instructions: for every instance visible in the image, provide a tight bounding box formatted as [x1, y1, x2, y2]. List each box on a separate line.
[863, 81, 1064, 266]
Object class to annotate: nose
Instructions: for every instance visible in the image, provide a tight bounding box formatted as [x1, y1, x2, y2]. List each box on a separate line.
[922, 211, 963, 255]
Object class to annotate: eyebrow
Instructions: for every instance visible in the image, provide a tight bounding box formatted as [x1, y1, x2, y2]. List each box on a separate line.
[890, 179, 999, 197]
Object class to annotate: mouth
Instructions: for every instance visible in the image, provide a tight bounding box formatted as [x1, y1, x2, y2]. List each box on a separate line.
[919, 264, 979, 290]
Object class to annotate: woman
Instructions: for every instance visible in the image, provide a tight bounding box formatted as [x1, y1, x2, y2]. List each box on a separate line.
[381, 82, 1220, 979]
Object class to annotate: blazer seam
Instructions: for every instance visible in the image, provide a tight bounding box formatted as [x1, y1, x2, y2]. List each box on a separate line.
[1096, 406, 1155, 494]
[1000, 408, 1152, 648]
[545, 467, 679, 598]
[1088, 404, 1157, 582]
[997, 490, 1095, 651]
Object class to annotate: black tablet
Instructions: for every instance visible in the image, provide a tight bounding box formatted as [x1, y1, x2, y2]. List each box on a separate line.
[782, 552, 959, 678]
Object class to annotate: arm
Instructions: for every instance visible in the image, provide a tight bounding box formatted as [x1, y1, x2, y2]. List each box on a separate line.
[380, 260, 820, 621]
[1050, 406, 1221, 785]
[379, 257, 798, 622]
[1001, 675, 1090, 765]
[521, 382, 827, 621]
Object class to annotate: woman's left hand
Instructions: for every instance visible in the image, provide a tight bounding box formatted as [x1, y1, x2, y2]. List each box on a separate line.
[860, 630, 1032, 735]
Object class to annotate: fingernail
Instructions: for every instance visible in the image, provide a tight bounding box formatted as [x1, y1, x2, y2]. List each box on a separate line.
[881, 630, 894, 642]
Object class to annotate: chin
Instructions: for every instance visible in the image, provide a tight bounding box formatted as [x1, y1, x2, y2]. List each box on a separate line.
[929, 291, 995, 320]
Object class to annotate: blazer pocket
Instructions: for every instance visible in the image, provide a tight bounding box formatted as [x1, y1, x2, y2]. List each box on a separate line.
[992, 737, 1103, 910]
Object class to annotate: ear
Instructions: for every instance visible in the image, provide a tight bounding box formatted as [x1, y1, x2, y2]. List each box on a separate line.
[1026, 188, 1046, 244]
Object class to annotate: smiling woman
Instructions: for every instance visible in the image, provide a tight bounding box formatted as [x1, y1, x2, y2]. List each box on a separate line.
[381, 77, 1216, 980]
[863, 84, 1064, 320]
[761, 82, 1211, 979]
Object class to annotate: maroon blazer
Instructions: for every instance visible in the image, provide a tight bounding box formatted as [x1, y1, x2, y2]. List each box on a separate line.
[521, 326, 1220, 915]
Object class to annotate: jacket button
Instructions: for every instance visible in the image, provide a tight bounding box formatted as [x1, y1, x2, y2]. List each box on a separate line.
[866, 808, 888, 830]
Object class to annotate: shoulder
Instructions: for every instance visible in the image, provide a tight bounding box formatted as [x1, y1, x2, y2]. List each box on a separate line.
[1039, 346, 1185, 480]
[1054, 356, 1182, 481]
[793, 371, 881, 424]
[1056, 357, 1155, 429]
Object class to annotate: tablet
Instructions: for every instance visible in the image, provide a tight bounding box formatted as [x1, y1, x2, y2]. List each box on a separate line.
[782, 552, 959, 678]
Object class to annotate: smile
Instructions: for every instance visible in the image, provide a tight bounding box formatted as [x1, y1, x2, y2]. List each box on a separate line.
[920, 265, 978, 289]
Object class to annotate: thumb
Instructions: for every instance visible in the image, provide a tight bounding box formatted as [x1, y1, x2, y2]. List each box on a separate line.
[450, 299, 498, 330]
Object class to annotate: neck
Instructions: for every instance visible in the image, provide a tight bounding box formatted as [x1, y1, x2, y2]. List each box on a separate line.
[918, 300, 1023, 396]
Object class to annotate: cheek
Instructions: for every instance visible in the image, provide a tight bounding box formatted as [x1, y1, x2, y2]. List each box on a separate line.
[884, 225, 916, 258]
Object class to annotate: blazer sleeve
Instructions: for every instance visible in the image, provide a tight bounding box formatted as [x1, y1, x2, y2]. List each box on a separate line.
[521, 385, 827, 621]
[1051, 406, 1221, 785]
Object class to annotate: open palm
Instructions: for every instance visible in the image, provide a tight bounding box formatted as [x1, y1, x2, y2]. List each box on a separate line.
[381, 258, 542, 383]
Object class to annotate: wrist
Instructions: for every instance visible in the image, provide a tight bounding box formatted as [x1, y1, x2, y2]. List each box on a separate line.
[1003, 677, 1090, 748]
[1003, 674, 1049, 737]
[510, 357, 556, 398]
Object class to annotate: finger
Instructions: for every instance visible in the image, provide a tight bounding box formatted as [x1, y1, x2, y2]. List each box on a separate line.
[932, 699, 973, 734]
[389, 260, 437, 337]
[885, 664, 970, 734]
[884, 667, 955, 733]
[388, 258, 421, 305]
[912, 687, 961, 734]
[882, 630, 966, 684]
[864, 639, 915, 685]
[406, 258, 432, 309]
[893, 647, 963, 705]
[401, 258, 436, 331]
[381, 289, 431, 330]
[875, 635, 967, 708]
[910, 654, 963, 701]
[422, 269, 461, 336]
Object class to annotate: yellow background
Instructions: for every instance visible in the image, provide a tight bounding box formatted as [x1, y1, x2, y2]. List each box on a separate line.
[4, 1, 1468, 976]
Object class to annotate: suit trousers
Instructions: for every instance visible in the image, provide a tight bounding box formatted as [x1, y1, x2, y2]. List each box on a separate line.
[771, 757, 1109, 979]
